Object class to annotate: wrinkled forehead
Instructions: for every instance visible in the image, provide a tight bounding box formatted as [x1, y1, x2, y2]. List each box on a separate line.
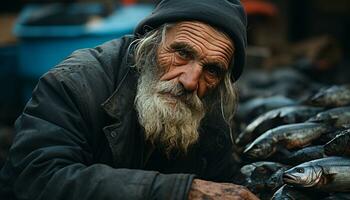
[177, 21, 232, 39]
[164, 21, 235, 66]
[168, 21, 234, 47]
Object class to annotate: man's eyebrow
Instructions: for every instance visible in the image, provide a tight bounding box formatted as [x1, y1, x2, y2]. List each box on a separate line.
[169, 42, 198, 56]
[205, 61, 227, 73]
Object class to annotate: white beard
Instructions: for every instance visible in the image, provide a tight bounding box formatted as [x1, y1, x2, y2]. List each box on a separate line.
[135, 67, 205, 156]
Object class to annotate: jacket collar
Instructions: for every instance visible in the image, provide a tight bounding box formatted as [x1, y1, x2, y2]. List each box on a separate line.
[100, 41, 154, 168]
[101, 39, 137, 119]
[101, 67, 137, 120]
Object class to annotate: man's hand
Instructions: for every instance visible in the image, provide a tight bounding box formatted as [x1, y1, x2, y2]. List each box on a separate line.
[188, 179, 260, 200]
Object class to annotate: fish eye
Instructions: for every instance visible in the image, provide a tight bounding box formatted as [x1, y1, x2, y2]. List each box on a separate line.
[296, 168, 304, 173]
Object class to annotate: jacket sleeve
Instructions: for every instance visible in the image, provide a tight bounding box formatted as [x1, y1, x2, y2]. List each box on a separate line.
[1, 66, 194, 200]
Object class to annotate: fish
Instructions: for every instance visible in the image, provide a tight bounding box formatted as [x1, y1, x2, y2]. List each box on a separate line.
[313, 129, 345, 145]
[236, 106, 323, 146]
[272, 185, 313, 200]
[283, 157, 350, 192]
[237, 96, 297, 123]
[307, 85, 350, 107]
[324, 129, 350, 157]
[236, 161, 288, 195]
[307, 107, 350, 129]
[243, 122, 332, 160]
[237, 68, 319, 102]
[285, 145, 326, 165]
[239, 161, 287, 181]
[266, 167, 289, 191]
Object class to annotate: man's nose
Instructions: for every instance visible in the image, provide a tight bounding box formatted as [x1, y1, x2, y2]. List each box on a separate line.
[178, 64, 202, 92]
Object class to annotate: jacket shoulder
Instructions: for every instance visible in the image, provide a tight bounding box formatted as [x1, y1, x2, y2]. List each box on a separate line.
[39, 36, 135, 114]
[24, 36, 135, 149]
[54, 35, 135, 87]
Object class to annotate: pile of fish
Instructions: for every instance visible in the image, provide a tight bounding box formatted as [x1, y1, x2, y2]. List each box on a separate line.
[233, 78, 350, 200]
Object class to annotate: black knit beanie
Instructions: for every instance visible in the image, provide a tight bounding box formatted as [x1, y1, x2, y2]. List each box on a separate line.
[134, 0, 247, 82]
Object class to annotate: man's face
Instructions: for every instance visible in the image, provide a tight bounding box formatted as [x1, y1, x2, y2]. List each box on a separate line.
[135, 21, 235, 155]
[157, 21, 234, 98]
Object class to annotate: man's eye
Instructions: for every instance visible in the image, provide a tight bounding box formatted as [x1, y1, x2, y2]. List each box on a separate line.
[205, 66, 221, 77]
[176, 49, 191, 60]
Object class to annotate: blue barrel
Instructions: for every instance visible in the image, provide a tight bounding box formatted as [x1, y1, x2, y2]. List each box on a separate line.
[14, 3, 153, 102]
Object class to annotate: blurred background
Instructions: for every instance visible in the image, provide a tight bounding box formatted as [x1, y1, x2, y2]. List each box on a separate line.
[0, 0, 349, 168]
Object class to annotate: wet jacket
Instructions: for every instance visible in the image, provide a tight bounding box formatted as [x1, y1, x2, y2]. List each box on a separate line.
[0, 36, 238, 200]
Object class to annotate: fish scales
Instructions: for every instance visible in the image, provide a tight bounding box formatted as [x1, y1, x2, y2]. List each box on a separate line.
[243, 122, 331, 159]
[286, 145, 325, 165]
[324, 129, 350, 157]
[280, 124, 327, 148]
[236, 106, 323, 146]
[308, 85, 350, 107]
[307, 106, 350, 128]
[237, 96, 297, 122]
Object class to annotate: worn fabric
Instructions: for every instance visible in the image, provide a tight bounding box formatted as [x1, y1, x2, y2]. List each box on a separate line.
[0, 36, 238, 200]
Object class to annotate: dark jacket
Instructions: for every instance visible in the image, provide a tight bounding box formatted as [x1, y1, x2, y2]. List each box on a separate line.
[0, 36, 238, 200]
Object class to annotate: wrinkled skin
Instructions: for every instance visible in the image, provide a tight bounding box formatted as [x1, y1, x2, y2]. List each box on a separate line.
[189, 179, 260, 200]
[283, 165, 323, 187]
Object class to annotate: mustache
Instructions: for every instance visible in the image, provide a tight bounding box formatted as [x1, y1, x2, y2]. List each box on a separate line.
[155, 81, 203, 111]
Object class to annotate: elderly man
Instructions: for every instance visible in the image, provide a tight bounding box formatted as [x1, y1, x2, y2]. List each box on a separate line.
[0, 0, 259, 199]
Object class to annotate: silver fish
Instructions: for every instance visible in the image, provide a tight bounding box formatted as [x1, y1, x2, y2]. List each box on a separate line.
[307, 106, 350, 128]
[236, 106, 323, 146]
[272, 185, 313, 200]
[237, 96, 297, 122]
[324, 129, 350, 157]
[286, 145, 326, 165]
[313, 129, 345, 145]
[243, 123, 332, 160]
[283, 157, 350, 192]
[308, 85, 350, 107]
